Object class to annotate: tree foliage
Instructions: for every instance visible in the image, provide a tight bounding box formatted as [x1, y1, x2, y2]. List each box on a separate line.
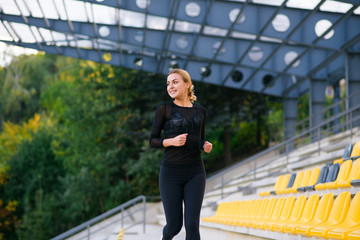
[0, 53, 280, 239]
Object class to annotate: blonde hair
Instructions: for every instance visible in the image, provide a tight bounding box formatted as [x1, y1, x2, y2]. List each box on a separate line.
[168, 68, 197, 103]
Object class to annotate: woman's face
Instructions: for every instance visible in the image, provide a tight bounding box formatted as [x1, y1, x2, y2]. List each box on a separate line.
[167, 73, 190, 100]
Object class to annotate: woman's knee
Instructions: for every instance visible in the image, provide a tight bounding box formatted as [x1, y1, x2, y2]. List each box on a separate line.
[165, 221, 183, 236]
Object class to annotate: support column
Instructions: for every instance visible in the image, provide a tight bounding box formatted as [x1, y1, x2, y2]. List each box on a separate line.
[346, 52, 360, 128]
[309, 78, 327, 142]
[332, 83, 341, 134]
[309, 78, 327, 129]
[284, 97, 298, 140]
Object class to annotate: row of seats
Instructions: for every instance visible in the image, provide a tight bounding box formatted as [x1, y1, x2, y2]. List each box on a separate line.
[259, 141, 360, 196]
[202, 191, 360, 239]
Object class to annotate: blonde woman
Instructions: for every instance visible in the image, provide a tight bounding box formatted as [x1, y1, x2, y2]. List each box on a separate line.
[150, 69, 213, 240]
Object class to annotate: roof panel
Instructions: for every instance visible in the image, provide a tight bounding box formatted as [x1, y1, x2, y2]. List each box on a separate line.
[0, 0, 359, 97]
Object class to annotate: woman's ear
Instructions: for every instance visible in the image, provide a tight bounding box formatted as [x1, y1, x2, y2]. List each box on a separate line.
[186, 81, 191, 89]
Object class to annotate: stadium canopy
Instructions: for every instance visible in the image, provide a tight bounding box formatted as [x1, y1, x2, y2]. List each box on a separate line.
[0, 0, 359, 99]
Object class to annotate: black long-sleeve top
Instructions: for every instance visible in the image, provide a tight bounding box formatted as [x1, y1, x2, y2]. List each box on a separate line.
[149, 102, 206, 169]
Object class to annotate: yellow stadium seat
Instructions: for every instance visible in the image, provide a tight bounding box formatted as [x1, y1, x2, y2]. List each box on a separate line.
[316, 160, 352, 190]
[222, 200, 244, 225]
[235, 199, 262, 227]
[229, 199, 254, 226]
[216, 201, 238, 224]
[295, 169, 313, 191]
[308, 191, 351, 238]
[271, 195, 307, 233]
[262, 196, 296, 231]
[274, 174, 291, 195]
[202, 202, 225, 222]
[348, 229, 360, 240]
[295, 192, 334, 236]
[298, 167, 320, 192]
[253, 197, 286, 230]
[337, 159, 360, 188]
[249, 197, 277, 228]
[259, 175, 284, 197]
[245, 198, 269, 228]
[226, 200, 251, 226]
[334, 158, 344, 164]
[282, 194, 320, 234]
[280, 171, 304, 194]
[326, 192, 360, 239]
[350, 141, 360, 160]
[203, 201, 233, 223]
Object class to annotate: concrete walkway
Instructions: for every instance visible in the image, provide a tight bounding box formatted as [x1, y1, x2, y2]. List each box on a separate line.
[109, 224, 185, 240]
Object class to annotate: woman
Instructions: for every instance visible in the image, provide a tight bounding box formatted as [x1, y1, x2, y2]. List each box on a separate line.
[149, 68, 213, 240]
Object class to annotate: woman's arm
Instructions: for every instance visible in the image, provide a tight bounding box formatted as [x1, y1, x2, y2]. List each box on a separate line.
[149, 104, 189, 148]
[200, 108, 212, 153]
[149, 104, 166, 148]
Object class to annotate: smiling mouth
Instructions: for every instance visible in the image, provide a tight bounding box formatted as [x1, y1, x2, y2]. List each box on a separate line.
[169, 90, 176, 94]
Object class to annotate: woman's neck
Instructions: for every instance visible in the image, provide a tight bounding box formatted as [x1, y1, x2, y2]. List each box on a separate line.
[174, 98, 192, 107]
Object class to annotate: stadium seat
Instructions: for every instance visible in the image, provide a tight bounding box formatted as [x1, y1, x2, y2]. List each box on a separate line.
[333, 158, 344, 164]
[244, 198, 269, 228]
[271, 195, 307, 232]
[275, 173, 296, 195]
[262, 196, 296, 231]
[298, 167, 320, 192]
[308, 191, 351, 238]
[333, 144, 355, 164]
[295, 192, 334, 236]
[304, 164, 329, 191]
[336, 158, 360, 188]
[314, 163, 340, 190]
[259, 175, 284, 196]
[216, 201, 239, 224]
[272, 174, 290, 195]
[232, 199, 259, 227]
[202, 201, 227, 223]
[236, 199, 263, 227]
[253, 197, 286, 230]
[250, 197, 277, 228]
[282, 194, 320, 234]
[349, 141, 360, 161]
[222, 200, 244, 225]
[348, 229, 360, 240]
[352, 179, 360, 187]
[315, 160, 352, 190]
[344, 143, 354, 159]
[226, 200, 252, 226]
[278, 171, 304, 194]
[203, 201, 237, 223]
[326, 192, 360, 239]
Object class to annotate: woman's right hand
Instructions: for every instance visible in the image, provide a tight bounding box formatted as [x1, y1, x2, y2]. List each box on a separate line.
[163, 133, 188, 147]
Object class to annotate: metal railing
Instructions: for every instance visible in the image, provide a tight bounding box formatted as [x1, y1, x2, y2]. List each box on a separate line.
[205, 102, 360, 199]
[276, 90, 360, 143]
[51, 195, 147, 240]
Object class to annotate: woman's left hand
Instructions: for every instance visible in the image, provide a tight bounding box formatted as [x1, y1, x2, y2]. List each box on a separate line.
[203, 141, 213, 153]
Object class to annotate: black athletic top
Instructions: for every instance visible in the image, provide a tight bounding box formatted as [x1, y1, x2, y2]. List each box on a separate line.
[150, 102, 206, 169]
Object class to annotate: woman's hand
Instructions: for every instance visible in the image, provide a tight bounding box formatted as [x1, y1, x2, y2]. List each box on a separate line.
[203, 141, 213, 153]
[163, 133, 188, 147]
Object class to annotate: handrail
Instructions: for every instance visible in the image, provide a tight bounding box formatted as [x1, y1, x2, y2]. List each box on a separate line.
[205, 102, 360, 197]
[278, 90, 360, 142]
[51, 195, 147, 240]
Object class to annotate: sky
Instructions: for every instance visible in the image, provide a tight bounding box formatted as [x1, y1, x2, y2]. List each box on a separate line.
[0, 42, 39, 66]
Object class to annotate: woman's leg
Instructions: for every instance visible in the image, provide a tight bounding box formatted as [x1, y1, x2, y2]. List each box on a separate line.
[183, 170, 206, 240]
[159, 166, 184, 240]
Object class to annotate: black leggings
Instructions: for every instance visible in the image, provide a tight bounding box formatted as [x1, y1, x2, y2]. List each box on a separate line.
[159, 165, 206, 240]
